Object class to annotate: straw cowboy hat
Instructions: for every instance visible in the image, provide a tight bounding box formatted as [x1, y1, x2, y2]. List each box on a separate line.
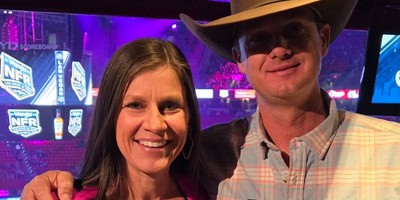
[180, 0, 358, 62]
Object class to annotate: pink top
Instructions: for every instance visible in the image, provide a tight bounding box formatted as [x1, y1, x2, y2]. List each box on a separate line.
[72, 186, 97, 200]
[51, 175, 209, 200]
[51, 186, 96, 200]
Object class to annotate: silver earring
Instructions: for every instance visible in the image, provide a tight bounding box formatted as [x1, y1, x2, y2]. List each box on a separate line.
[182, 133, 193, 160]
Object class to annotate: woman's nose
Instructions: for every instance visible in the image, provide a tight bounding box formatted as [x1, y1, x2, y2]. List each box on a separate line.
[143, 108, 168, 133]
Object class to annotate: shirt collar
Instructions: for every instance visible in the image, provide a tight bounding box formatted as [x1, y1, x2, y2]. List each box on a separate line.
[251, 89, 341, 160]
[300, 89, 341, 160]
[249, 109, 275, 159]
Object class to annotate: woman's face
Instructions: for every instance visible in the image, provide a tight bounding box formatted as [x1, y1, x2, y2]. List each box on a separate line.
[116, 66, 189, 176]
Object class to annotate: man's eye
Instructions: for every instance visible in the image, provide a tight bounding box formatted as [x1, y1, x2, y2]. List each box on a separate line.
[283, 23, 306, 36]
[125, 102, 144, 110]
[248, 32, 272, 46]
[245, 32, 273, 54]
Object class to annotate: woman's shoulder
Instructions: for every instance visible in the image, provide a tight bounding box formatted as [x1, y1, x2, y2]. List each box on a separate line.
[175, 173, 210, 200]
[51, 186, 97, 200]
[72, 186, 97, 200]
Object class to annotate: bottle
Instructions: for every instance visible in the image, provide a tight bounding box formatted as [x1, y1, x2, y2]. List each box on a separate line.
[54, 108, 64, 140]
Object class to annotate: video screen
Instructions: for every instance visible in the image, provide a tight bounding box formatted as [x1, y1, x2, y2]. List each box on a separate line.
[0, 13, 92, 106]
[372, 34, 400, 103]
[0, 105, 92, 140]
[0, 50, 92, 105]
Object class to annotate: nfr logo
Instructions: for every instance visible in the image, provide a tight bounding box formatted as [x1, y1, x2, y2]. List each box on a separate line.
[0, 52, 35, 100]
[8, 109, 42, 138]
[68, 109, 83, 136]
[71, 61, 86, 101]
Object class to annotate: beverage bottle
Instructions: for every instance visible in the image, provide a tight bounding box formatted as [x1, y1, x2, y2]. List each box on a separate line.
[54, 108, 64, 140]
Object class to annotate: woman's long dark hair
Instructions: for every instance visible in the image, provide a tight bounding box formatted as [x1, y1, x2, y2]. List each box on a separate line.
[79, 38, 201, 199]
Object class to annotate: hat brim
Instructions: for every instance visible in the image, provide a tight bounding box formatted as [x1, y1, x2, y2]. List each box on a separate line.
[180, 0, 358, 62]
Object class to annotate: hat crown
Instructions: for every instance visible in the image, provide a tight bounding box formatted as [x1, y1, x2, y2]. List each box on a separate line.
[181, 0, 358, 62]
[231, 0, 286, 14]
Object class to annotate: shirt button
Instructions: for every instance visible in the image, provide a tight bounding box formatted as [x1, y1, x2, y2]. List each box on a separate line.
[283, 176, 288, 183]
[291, 175, 297, 184]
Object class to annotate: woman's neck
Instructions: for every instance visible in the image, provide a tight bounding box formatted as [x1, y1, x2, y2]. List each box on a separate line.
[128, 171, 184, 200]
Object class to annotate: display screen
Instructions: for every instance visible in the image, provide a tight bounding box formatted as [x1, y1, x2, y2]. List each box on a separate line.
[0, 105, 92, 140]
[357, 26, 400, 116]
[0, 50, 92, 105]
[371, 34, 400, 103]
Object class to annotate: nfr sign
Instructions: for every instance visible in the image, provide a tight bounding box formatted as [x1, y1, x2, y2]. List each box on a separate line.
[71, 61, 86, 101]
[8, 109, 42, 138]
[0, 52, 35, 100]
[68, 109, 83, 136]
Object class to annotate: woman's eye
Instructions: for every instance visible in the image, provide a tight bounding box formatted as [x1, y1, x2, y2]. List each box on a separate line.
[162, 102, 181, 113]
[125, 102, 144, 110]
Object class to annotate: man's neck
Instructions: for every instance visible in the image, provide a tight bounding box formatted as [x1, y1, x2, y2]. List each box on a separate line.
[257, 92, 327, 159]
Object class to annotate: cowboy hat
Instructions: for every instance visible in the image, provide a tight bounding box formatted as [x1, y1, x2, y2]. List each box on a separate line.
[180, 0, 358, 62]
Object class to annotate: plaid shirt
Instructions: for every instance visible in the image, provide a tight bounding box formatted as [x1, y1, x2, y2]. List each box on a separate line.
[199, 91, 400, 199]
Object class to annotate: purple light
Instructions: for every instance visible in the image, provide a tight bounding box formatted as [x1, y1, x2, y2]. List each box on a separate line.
[231, 74, 243, 81]
[0, 190, 9, 197]
[23, 140, 49, 145]
[83, 32, 88, 50]
[171, 24, 177, 29]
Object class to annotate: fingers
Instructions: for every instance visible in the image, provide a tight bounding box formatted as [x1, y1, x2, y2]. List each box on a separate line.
[55, 171, 74, 200]
[21, 173, 53, 200]
[20, 186, 38, 200]
[20, 170, 74, 200]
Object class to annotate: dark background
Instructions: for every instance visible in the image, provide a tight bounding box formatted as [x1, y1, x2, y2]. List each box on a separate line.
[0, 0, 399, 30]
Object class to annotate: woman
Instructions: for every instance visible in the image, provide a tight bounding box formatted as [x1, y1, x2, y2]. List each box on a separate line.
[63, 38, 204, 199]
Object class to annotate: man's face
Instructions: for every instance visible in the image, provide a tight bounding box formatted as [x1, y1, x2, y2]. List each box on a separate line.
[234, 7, 330, 103]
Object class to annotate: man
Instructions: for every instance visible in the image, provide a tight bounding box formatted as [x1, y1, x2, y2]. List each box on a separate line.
[21, 0, 400, 199]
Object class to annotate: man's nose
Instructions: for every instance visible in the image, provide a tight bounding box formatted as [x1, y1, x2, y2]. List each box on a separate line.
[268, 36, 293, 59]
[268, 46, 293, 60]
